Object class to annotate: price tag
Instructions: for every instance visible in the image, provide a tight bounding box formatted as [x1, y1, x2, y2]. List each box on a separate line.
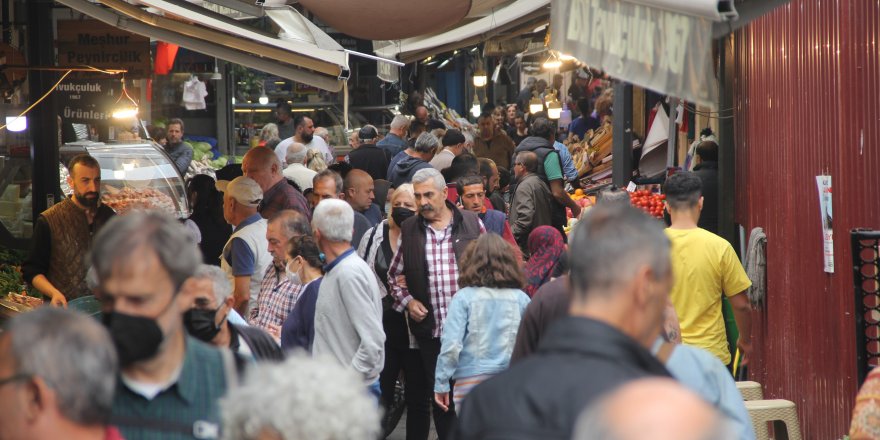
[626, 181, 637, 192]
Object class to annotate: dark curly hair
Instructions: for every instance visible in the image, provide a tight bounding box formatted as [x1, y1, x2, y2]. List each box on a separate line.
[458, 234, 524, 289]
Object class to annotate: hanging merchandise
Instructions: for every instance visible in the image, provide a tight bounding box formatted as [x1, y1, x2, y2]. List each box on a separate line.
[182, 75, 208, 110]
[639, 104, 670, 178]
[154, 42, 179, 76]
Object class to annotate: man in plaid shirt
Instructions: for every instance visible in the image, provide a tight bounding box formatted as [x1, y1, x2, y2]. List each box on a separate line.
[388, 168, 484, 440]
[250, 210, 311, 338]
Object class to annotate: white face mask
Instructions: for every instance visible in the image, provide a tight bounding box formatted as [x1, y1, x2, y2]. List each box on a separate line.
[286, 259, 302, 285]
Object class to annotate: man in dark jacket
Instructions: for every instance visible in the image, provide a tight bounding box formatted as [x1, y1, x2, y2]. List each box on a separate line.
[453, 204, 672, 439]
[388, 168, 484, 439]
[387, 132, 438, 188]
[514, 118, 581, 237]
[347, 125, 390, 182]
[693, 140, 720, 234]
[183, 264, 283, 362]
[509, 150, 553, 256]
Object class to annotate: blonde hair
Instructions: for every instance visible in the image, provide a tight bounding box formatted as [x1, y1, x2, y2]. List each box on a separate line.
[306, 149, 327, 172]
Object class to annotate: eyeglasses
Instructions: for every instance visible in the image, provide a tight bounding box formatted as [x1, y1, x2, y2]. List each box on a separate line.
[0, 373, 31, 389]
[514, 162, 524, 167]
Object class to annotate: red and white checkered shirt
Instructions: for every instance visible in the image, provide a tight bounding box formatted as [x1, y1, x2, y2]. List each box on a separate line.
[250, 263, 302, 332]
[388, 218, 485, 338]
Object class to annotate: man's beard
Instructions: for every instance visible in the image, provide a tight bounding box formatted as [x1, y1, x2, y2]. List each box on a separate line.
[301, 132, 314, 143]
[76, 191, 99, 208]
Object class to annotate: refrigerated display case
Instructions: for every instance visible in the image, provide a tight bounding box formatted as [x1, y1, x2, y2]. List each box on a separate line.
[59, 140, 190, 219]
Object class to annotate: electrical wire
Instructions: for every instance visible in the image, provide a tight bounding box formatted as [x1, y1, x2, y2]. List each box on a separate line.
[0, 69, 73, 131]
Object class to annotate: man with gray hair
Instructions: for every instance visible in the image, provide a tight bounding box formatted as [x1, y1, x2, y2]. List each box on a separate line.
[378, 114, 411, 157]
[572, 378, 736, 440]
[250, 210, 311, 337]
[388, 167, 484, 439]
[283, 141, 317, 191]
[453, 204, 672, 439]
[221, 355, 381, 440]
[387, 131, 438, 188]
[182, 264, 283, 362]
[311, 199, 385, 396]
[0, 307, 119, 440]
[90, 212, 233, 439]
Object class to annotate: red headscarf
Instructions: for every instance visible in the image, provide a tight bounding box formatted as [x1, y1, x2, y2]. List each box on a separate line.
[523, 226, 566, 297]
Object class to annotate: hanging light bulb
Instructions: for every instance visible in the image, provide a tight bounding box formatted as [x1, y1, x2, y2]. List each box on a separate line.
[470, 92, 481, 117]
[258, 94, 269, 105]
[473, 66, 488, 87]
[210, 59, 222, 80]
[529, 94, 543, 114]
[547, 98, 562, 119]
[542, 53, 562, 70]
[112, 77, 139, 119]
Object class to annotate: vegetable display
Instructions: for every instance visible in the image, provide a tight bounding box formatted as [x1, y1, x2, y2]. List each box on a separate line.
[629, 190, 666, 219]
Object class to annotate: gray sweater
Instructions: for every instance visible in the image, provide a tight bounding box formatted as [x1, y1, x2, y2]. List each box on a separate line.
[313, 251, 386, 383]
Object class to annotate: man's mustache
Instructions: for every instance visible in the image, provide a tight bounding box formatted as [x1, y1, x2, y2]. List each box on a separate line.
[419, 204, 434, 212]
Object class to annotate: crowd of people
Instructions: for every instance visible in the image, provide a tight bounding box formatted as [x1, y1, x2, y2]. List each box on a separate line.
[7, 87, 807, 440]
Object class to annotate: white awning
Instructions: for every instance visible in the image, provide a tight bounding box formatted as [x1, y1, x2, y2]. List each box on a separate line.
[56, 0, 346, 91]
[134, 0, 348, 72]
[374, 0, 550, 63]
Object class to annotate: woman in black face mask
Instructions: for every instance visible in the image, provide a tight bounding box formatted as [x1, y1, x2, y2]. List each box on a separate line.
[355, 183, 430, 439]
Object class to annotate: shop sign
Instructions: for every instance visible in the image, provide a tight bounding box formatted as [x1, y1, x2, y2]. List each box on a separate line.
[56, 20, 151, 78]
[56, 79, 122, 124]
[551, 0, 717, 107]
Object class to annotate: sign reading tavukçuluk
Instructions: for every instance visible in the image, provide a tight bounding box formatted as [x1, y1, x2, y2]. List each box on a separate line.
[56, 79, 122, 124]
[551, 0, 717, 107]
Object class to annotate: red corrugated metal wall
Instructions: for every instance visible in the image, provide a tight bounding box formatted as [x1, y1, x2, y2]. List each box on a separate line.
[733, 0, 880, 437]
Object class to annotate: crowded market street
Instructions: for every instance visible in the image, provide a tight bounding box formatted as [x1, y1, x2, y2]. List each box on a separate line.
[0, 1, 878, 439]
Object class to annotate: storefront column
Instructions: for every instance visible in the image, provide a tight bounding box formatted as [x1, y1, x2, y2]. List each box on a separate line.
[612, 81, 633, 188]
[28, 0, 58, 214]
[717, 35, 737, 245]
[215, 59, 233, 156]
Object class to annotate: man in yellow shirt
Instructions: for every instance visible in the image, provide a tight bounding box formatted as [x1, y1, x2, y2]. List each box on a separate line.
[664, 172, 752, 367]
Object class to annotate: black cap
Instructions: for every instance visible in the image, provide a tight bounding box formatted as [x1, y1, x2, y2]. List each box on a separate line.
[358, 126, 378, 140]
[426, 118, 446, 131]
[442, 129, 466, 146]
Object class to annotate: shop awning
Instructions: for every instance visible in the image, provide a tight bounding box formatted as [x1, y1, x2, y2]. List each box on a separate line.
[550, 0, 724, 106]
[374, 0, 551, 64]
[56, 0, 348, 92]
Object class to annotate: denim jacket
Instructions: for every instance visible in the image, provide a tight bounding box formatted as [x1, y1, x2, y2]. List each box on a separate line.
[435, 286, 531, 393]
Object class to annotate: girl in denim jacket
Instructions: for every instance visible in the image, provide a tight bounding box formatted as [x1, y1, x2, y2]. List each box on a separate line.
[434, 234, 531, 411]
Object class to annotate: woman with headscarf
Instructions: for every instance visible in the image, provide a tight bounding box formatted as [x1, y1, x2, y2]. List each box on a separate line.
[523, 226, 567, 297]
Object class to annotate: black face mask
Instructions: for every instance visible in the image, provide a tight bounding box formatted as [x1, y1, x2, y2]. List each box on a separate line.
[183, 307, 225, 343]
[102, 312, 164, 367]
[391, 207, 416, 226]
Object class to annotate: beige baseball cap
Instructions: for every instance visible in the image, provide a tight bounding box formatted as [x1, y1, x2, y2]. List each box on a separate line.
[216, 176, 263, 208]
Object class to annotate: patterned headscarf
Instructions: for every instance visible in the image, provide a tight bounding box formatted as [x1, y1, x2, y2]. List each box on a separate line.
[524, 226, 566, 297]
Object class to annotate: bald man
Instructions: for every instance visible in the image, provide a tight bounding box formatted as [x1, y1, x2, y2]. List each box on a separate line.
[344, 169, 382, 226]
[242, 146, 310, 220]
[573, 378, 735, 440]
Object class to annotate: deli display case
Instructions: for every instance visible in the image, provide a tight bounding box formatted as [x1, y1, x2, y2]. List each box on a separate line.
[59, 141, 190, 219]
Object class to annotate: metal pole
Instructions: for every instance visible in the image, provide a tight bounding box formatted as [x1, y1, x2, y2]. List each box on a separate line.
[718, 36, 737, 244]
[612, 81, 633, 188]
[28, 0, 59, 216]
[666, 97, 679, 169]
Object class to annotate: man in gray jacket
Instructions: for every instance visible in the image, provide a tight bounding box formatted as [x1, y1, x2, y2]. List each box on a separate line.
[509, 150, 553, 257]
[311, 199, 385, 396]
